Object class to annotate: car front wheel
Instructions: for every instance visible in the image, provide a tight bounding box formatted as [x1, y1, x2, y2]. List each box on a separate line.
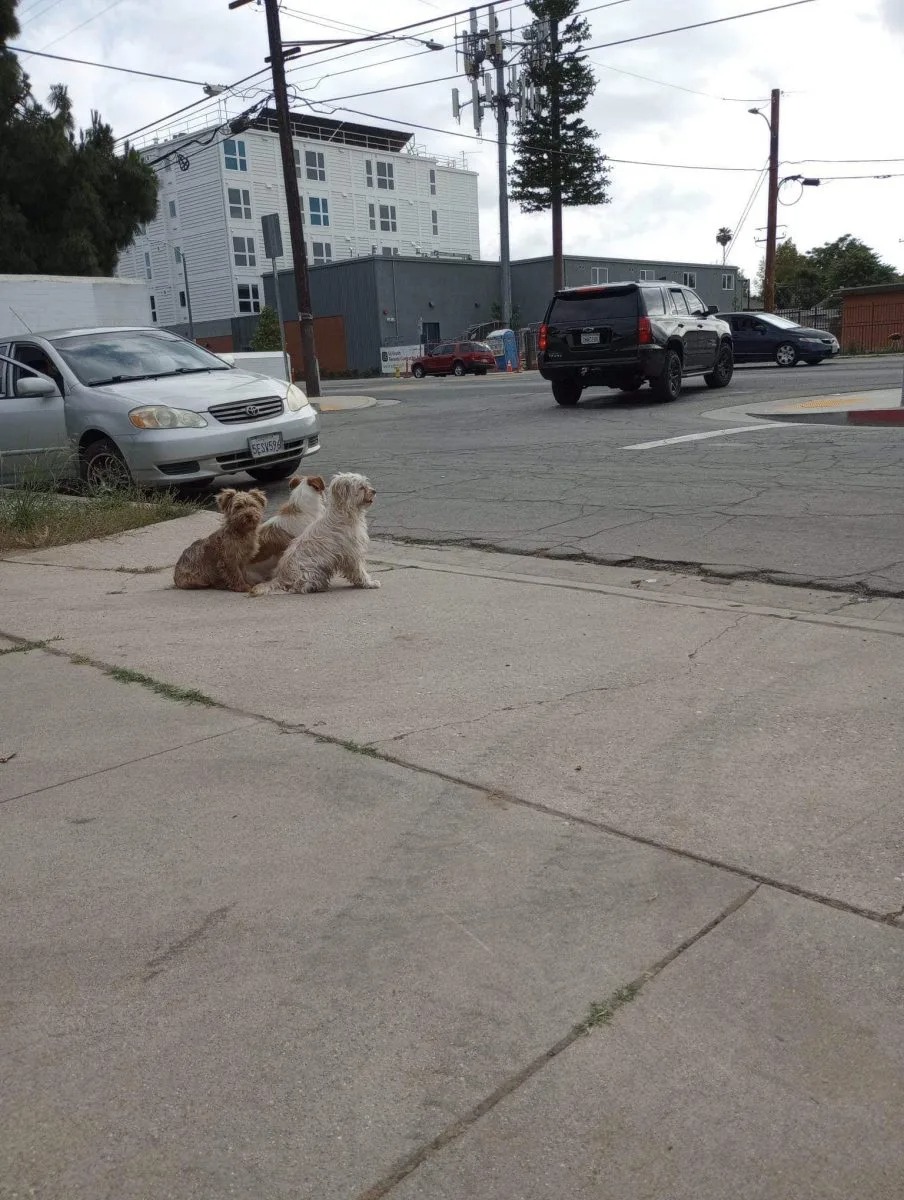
[704, 343, 734, 388]
[412, 364, 426, 379]
[452, 360, 466, 377]
[775, 342, 799, 367]
[248, 456, 303, 484]
[81, 437, 133, 491]
[651, 349, 682, 402]
[552, 379, 582, 406]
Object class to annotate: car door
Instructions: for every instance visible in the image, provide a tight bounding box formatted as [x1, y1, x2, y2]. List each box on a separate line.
[0, 350, 70, 486]
[684, 289, 719, 369]
[730, 316, 756, 361]
[667, 288, 700, 369]
[430, 343, 453, 375]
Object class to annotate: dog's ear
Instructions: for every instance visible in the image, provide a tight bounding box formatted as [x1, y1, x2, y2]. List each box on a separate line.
[247, 489, 268, 508]
[288, 476, 302, 489]
[216, 488, 237, 512]
[307, 475, 326, 493]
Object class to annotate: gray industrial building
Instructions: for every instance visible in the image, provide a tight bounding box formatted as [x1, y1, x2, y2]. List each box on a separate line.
[250, 251, 745, 374]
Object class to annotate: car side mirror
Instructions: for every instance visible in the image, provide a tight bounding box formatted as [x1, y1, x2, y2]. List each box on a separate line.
[16, 375, 58, 399]
[708, 305, 719, 314]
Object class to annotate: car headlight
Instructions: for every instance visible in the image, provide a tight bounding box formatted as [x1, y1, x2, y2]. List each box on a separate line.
[285, 383, 309, 412]
[799, 337, 823, 344]
[129, 405, 208, 429]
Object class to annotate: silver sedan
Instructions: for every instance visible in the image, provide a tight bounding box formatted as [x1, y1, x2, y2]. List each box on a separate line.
[0, 326, 321, 489]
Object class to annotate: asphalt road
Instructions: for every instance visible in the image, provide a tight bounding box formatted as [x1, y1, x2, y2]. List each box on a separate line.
[287, 356, 904, 595]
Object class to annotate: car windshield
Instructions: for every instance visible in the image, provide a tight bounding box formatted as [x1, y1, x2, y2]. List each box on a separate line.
[548, 288, 638, 326]
[50, 329, 231, 387]
[761, 314, 801, 330]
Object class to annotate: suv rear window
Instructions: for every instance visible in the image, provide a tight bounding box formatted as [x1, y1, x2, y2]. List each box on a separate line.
[548, 288, 638, 326]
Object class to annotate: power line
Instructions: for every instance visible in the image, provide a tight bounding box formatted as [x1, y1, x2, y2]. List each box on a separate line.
[7, 45, 217, 87]
[32, 0, 128, 53]
[725, 164, 769, 258]
[583, 0, 820, 53]
[18, 0, 69, 28]
[588, 58, 767, 103]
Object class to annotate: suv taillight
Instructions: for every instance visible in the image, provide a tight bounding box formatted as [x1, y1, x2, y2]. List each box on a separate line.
[638, 316, 653, 345]
[538, 323, 548, 352]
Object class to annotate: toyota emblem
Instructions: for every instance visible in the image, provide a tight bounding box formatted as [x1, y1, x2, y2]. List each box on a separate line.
[246, 404, 260, 417]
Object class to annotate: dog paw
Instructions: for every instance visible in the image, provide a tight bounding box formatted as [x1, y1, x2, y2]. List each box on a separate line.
[363, 578, 381, 589]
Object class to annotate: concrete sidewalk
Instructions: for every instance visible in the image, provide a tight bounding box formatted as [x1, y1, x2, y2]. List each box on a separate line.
[2, 516, 903, 1199]
[742, 385, 904, 426]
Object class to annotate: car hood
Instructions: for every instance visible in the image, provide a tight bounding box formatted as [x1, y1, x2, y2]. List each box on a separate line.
[91, 369, 292, 413]
[795, 326, 835, 340]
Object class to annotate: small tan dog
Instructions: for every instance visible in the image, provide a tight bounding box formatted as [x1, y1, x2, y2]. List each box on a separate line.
[244, 474, 325, 585]
[174, 487, 266, 592]
[250, 472, 379, 596]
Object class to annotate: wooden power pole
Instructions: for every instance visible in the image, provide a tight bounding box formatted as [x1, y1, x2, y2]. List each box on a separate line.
[763, 88, 781, 313]
[549, 17, 563, 292]
[229, 0, 321, 397]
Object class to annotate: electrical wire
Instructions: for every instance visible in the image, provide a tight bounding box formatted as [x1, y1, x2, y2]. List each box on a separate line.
[7, 45, 216, 87]
[583, 0, 820, 53]
[588, 58, 767, 103]
[725, 165, 769, 255]
[31, 0, 128, 53]
[17, 0, 69, 29]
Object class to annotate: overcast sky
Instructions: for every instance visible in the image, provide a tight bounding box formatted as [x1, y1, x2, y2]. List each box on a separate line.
[13, 0, 904, 283]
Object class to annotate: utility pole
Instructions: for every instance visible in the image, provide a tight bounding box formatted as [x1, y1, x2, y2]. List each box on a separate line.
[763, 87, 781, 313]
[455, 6, 522, 328]
[548, 17, 563, 292]
[228, 0, 321, 397]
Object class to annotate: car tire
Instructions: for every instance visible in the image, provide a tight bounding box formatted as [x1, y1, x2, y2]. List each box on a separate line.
[775, 342, 799, 367]
[552, 379, 582, 407]
[704, 342, 734, 389]
[803, 359, 824, 366]
[651, 348, 682, 402]
[475, 369, 488, 376]
[81, 437, 133, 491]
[412, 364, 426, 379]
[452, 360, 466, 377]
[247, 456, 303, 484]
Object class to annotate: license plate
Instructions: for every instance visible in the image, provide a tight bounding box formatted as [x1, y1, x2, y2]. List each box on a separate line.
[580, 332, 600, 344]
[248, 433, 283, 459]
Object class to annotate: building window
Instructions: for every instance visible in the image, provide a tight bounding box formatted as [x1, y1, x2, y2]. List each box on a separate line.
[365, 160, 373, 187]
[174, 246, 182, 264]
[312, 241, 332, 265]
[722, 272, 735, 291]
[233, 236, 256, 267]
[429, 168, 436, 195]
[431, 210, 438, 236]
[591, 266, 608, 284]
[149, 295, 157, 323]
[377, 161, 394, 190]
[306, 150, 326, 181]
[309, 197, 329, 226]
[168, 199, 177, 219]
[294, 147, 301, 177]
[224, 138, 247, 172]
[237, 283, 261, 314]
[639, 268, 654, 281]
[144, 251, 152, 280]
[683, 271, 697, 288]
[179, 290, 186, 308]
[381, 246, 399, 257]
[379, 203, 397, 233]
[368, 203, 376, 231]
[228, 188, 252, 219]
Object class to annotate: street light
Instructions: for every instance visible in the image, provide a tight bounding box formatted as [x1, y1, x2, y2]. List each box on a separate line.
[280, 34, 445, 52]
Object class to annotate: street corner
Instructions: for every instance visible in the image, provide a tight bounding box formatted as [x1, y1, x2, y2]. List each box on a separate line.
[314, 394, 400, 413]
[749, 387, 904, 426]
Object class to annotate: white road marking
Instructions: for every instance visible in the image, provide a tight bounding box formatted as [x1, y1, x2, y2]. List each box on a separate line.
[622, 423, 786, 450]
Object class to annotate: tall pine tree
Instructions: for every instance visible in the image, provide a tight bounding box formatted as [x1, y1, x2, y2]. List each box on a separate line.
[509, 0, 610, 289]
[0, 0, 157, 275]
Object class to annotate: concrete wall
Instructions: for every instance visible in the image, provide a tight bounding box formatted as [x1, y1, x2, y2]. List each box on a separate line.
[0, 275, 153, 336]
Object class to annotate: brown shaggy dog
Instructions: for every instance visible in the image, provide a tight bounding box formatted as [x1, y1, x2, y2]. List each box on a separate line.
[174, 487, 266, 592]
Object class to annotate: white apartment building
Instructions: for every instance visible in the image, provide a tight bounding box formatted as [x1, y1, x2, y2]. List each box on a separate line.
[116, 110, 481, 327]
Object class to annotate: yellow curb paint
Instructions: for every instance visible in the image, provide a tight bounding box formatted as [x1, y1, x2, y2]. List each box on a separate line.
[792, 396, 876, 410]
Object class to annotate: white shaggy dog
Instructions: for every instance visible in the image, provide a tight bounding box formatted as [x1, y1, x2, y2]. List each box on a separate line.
[244, 474, 325, 585]
[250, 472, 380, 596]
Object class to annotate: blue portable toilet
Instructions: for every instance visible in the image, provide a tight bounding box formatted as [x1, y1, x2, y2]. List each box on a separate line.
[484, 328, 519, 372]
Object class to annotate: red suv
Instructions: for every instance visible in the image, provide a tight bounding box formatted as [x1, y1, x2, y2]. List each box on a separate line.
[410, 341, 496, 378]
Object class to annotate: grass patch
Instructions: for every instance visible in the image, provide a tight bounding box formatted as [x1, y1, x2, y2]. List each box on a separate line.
[0, 483, 197, 552]
[0, 636, 60, 657]
[582, 982, 642, 1031]
[106, 664, 216, 706]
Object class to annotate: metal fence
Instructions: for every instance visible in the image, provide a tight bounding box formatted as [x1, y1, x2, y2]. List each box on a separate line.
[773, 306, 841, 335]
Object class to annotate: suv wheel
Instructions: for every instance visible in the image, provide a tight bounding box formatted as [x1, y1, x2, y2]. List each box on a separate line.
[775, 342, 799, 367]
[412, 364, 425, 378]
[452, 360, 466, 377]
[552, 379, 582, 407]
[651, 349, 682, 402]
[704, 343, 734, 389]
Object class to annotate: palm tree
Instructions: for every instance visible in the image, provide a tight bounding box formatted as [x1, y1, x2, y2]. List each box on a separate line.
[716, 227, 733, 265]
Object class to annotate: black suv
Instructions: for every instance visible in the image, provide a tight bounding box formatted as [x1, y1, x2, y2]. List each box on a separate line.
[538, 280, 734, 406]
